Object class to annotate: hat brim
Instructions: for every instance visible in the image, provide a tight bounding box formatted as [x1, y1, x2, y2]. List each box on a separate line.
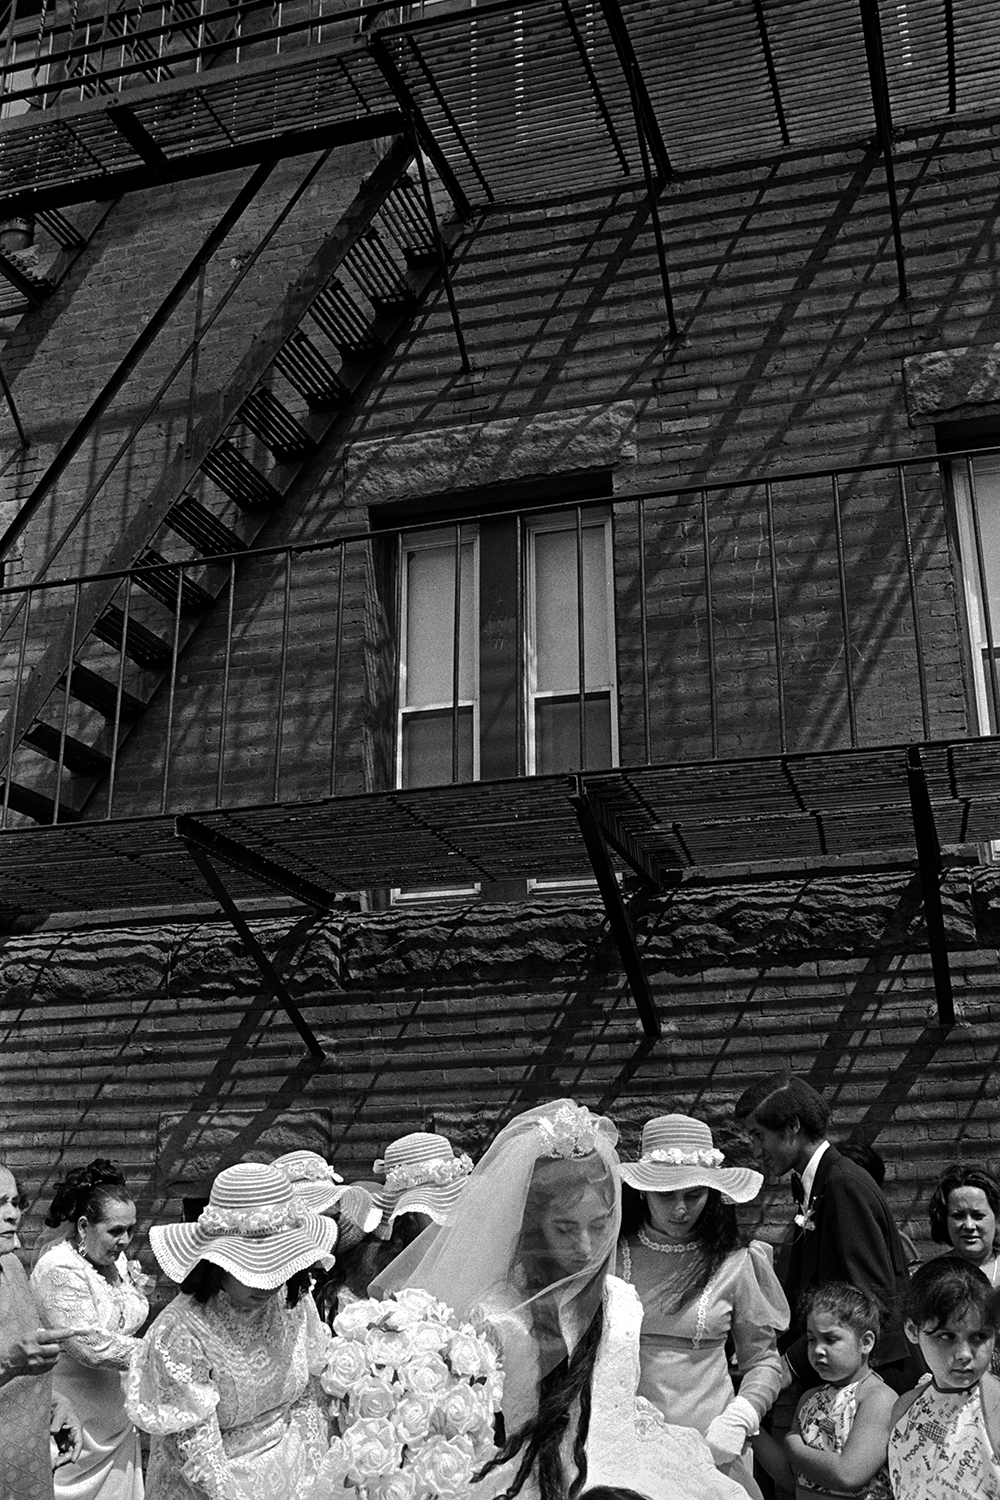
[619, 1162, 763, 1203]
[289, 1180, 353, 1214]
[373, 1180, 468, 1232]
[150, 1210, 337, 1290]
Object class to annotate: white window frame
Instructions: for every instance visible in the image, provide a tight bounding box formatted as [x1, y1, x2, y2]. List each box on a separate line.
[524, 508, 619, 777]
[951, 453, 1000, 738]
[396, 525, 481, 791]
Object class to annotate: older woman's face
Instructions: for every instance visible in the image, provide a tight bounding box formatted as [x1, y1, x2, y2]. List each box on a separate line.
[537, 1185, 614, 1275]
[0, 1167, 21, 1253]
[947, 1186, 998, 1266]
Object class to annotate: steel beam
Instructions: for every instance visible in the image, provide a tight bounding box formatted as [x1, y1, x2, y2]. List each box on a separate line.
[597, 0, 671, 185]
[906, 745, 955, 1027]
[176, 814, 337, 911]
[571, 787, 661, 1039]
[858, 0, 908, 302]
[178, 827, 327, 1062]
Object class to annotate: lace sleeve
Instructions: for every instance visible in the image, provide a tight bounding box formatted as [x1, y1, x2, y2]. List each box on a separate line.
[302, 1292, 333, 1376]
[31, 1254, 142, 1370]
[175, 1418, 251, 1500]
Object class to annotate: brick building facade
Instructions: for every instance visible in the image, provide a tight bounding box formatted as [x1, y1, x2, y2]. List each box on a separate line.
[0, 0, 999, 1266]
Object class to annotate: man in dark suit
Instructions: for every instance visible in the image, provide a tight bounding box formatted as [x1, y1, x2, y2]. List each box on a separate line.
[735, 1072, 913, 1393]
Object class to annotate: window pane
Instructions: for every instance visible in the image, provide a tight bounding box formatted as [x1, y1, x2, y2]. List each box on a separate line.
[402, 707, 474, 787]
[404, 540, 475, 708]
[533, 526, 609, 692]
[534, 692, 612, 774]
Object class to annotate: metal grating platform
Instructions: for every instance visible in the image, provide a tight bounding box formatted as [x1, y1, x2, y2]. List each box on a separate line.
[1, 736, 999, 920]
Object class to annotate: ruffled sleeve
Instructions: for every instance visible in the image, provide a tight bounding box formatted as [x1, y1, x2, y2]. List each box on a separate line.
[30, 1249, 144, 1370]
[126, 1304, 246, 1500]
[302, 1292, 333, 1376]
[728, 1241, 790, 1421]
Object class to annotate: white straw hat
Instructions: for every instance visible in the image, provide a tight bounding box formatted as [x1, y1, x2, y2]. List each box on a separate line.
[371, 1132, 473, 1236]
[620, 1115, 763, 1203]
[271, 1149, 347, 1213]
[150, 1162, 337, 1290]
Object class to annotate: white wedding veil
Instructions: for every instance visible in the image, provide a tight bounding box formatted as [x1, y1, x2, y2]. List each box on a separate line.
[371, 1099, 621, 1382]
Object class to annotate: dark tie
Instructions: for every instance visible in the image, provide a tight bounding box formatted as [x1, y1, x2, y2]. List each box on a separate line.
[791, 1172, 804, 1206]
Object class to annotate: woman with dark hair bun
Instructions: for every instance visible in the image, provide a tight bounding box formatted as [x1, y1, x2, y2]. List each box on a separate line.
[927, 1162, 1000, 1285]
[30, 1158, 149, 1500]
[616, 1116, 789, 1499]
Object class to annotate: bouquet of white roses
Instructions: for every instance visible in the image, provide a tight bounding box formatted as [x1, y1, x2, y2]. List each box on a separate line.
[311, 1287, 503, 1500]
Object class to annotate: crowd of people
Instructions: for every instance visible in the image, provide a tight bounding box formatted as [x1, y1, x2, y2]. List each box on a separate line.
[2, 1073, 1000, 1500]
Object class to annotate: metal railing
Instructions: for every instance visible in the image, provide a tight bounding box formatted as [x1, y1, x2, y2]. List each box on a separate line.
[0, 445, 986, 828]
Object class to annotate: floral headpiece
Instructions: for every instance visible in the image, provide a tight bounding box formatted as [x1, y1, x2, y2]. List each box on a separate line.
[535, 1101, 602, 1159]
[197, 1199, 304, 1239]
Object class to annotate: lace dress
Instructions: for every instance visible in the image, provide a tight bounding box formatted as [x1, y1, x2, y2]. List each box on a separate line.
[617, 1236, 788, 1496]
[475, 1273, 747, 1500]
[0, 1251, 55, 1500]
[126, 1289, 332, 1500]
[31, 1238, 149, 1500]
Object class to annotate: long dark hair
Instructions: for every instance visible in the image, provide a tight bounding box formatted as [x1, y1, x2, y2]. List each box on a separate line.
[478, 1152, 616, 1500]
[181, 1259, 311, 1308]
[622, 1180, 740, 1311]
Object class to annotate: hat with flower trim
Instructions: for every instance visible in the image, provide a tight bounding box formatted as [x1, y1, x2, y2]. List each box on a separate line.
[619, 1114, 762, 1203]
[150, 1162, 337, 1290]
[272, 1149, 347, 1213]
[371, 1132, 473, 1236]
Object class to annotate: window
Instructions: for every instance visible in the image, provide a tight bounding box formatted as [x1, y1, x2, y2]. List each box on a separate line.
[951, 452, 1000, 735]
[395, 506, 618, 792]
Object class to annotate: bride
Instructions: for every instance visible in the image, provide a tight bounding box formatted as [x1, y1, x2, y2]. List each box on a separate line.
[373, 1100, 745, 1500]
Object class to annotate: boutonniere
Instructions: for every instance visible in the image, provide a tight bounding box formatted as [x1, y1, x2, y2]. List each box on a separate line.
[793, 1206, 816, 1233]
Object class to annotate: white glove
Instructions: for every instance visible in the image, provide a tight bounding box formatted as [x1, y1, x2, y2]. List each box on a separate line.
[705, 1395, 760, 1466]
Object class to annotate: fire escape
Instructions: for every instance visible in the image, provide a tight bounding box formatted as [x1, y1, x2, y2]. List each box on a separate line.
[0, 0, 997, 1049]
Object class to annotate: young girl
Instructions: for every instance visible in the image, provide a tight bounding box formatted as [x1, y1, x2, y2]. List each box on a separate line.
[753, 1282, 895, 1499]
[889, 1257, 1000, 1499]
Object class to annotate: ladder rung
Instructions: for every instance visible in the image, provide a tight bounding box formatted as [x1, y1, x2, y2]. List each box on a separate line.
[273, 330, 350, 410]
[381, 177, 437, 264]
[93, 606, 172, 669]
[0, 780, 81, 824]
[59, 666, 146, 720]
[345, 227, 414, 308]
[311, 280, 381, 357]
[201, 441, 282, 511]
[22, 722, 111, 777]
[135, 549, 215, 613]
[36, 208, 85, 250]
[165, 495, 247, 558]
[238, 388, 314, 460]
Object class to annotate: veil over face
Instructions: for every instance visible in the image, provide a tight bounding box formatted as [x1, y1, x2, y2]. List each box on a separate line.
[371, 1100, 621, 1379]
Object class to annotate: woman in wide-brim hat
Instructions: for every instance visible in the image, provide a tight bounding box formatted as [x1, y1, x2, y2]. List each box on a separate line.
[126, 1162, 335, 1500]
[616, 1115, 789, 1500]
[370, 1131, 473, 1237]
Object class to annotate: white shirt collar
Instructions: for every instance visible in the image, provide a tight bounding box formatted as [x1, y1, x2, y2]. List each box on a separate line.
[800, 1140, 831, 1205]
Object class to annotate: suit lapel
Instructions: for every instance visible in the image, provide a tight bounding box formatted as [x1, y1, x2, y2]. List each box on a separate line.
[799, 1145, 838, 1284]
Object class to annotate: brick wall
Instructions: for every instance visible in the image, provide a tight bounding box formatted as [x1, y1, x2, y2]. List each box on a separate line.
[2, 864, 1000, 1284]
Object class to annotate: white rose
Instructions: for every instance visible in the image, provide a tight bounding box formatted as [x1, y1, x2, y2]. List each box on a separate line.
[334, 1300, 384, 1340]
[409, 1321, 451, 1355]
[397, 1353, 450, 1397]
[322, 1339, 370, 1399]
[433, 1382, 489, 1440]
[394, 1288, 450, 1319]
[393, 1392, 437, 1444]
[446, 1330, 487, 1379]
[408, 1435, 476, 1497]
[351, 1374, 399, 1421]
[371, 1469, 419, 1500]
[341, 1418, 403, 1484]
[367, 1329, 408, 1370]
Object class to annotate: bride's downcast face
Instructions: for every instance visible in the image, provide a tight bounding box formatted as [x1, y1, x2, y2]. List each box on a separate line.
[537, 1185, 615, 1274]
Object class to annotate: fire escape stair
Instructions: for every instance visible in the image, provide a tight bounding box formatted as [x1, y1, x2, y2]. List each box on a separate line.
[0, 136, 459, 825]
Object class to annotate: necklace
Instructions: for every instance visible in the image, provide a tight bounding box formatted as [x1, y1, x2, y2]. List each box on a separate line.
[638, 1225, 697, 1254]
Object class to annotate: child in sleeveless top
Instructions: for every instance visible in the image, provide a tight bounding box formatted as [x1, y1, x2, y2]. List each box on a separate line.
[753, 1282, 895, 1499]
[889, 1257, 1000, 1500]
